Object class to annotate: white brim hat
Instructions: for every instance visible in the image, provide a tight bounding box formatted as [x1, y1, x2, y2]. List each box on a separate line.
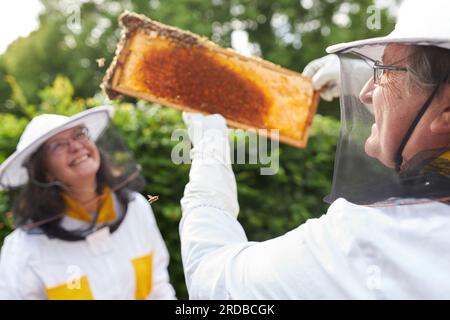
[326, 36, 450, 62]
[0, 105, 114, 190]
[326, 0, 450, 61]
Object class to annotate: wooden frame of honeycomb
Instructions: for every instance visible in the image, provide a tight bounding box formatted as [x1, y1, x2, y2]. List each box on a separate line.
[102, 12, 319, 148]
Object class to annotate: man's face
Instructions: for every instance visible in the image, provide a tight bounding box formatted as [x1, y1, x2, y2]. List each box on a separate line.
[359, 44, 449, 169]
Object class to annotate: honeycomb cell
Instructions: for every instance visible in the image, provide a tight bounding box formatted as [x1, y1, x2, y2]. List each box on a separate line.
[136, 46, 269, 127]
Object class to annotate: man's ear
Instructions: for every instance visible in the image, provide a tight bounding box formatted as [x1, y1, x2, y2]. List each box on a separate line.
[430, 106, 450, 134]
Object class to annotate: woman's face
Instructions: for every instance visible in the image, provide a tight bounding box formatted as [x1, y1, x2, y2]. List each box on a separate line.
[359, 44, 443, 168]
[43, 126, 100, 188]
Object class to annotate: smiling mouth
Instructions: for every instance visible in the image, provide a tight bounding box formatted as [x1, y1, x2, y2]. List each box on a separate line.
[70, 154, 90, 166]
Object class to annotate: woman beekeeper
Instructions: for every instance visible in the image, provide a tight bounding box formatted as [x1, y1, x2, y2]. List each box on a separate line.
[0, 106, 176, 300]
[179, 0, 450, 299]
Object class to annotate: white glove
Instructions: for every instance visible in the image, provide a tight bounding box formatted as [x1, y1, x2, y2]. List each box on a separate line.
[181, 112, 239, 218]
[182, 112, 229, 147]
[303, 54, 340, 102]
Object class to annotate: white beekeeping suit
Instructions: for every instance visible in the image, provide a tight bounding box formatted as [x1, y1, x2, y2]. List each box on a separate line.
[0, 106, 176, 300]
[180, 0, 450, 299]
[0, 193, 176, 300]
[180, 113, 450, 299]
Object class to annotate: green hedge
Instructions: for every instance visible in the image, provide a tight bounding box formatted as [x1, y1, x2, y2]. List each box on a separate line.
[0, 77, 340, 299]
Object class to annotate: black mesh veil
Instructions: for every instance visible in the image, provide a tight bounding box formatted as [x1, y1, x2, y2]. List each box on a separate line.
[96, 124, 145, 191]
[325, 53, 450, 205]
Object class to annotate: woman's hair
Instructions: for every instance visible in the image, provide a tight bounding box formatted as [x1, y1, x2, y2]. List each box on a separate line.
[407, 45, 450, 94]
[13, 145, 139, 241]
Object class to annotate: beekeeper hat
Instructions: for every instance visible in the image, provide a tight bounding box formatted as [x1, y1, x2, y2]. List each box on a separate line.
[326, 0, 450, 60]
[0, 106, 114, 190]
[323, 0, 450, 205]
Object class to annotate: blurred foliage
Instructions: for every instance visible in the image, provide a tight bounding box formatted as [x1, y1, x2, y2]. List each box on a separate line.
[0, 0, 395, 115]
[0, 76, 339, 298]
[0, 0, 397, 299]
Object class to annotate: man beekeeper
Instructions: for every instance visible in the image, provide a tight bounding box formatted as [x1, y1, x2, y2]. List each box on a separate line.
[179, 0, 450, 299]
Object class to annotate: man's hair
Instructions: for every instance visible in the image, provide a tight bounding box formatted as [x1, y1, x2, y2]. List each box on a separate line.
[407, 45, 450, 94]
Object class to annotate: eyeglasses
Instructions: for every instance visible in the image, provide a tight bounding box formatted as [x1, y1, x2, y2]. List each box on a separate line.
[373, 61, 407, 85]
[45, 127, 91, 155]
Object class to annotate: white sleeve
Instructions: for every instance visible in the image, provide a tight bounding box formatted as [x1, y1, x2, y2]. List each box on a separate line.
[180, 131, 240, 219]
[180, 203, 360, 299]
[137, 196, 177, 300]
[179, 131, 245, 296]
[179, 133, 358, 299]
[179, 207, 249, 299]
[0, 231, 46, 300]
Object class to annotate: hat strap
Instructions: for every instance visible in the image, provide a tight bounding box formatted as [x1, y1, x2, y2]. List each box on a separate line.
[394, 71, 450, 172]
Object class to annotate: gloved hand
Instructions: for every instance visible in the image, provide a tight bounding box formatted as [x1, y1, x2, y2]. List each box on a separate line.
[180, 112, 239, 218]
[303, 54, 340, 102]
[182, 112, 229, 147]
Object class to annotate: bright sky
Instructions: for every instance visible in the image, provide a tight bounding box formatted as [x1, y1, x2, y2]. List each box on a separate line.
[0, 0, 43, 54]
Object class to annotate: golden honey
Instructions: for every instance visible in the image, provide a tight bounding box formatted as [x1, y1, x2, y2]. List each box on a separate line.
[102, 12, 319, 148]
[136, 46, 269, 128]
